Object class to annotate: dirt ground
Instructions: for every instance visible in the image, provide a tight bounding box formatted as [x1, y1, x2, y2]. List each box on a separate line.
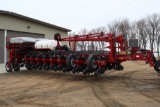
[0, 61, 159, 107]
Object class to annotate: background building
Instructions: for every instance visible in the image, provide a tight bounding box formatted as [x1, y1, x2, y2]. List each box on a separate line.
[0, 10, 71, 63]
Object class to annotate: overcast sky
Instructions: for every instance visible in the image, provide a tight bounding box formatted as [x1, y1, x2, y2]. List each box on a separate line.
[0, 0, 160, 33]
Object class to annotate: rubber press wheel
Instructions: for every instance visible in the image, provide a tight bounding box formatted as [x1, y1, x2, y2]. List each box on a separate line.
[25, 64, 32, 70]
[5, 62, 13, 72]
[87, 54, 98, 71]
[14, 63, 20, 71]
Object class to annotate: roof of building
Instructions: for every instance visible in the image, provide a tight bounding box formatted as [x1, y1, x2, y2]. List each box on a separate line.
[0, 10, 71, 32]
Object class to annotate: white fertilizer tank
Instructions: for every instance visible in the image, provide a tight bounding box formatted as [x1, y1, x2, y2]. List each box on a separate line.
[35, 40, 58, 50]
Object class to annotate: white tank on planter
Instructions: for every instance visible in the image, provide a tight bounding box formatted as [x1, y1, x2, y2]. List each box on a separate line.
[35, 40, 58, 50]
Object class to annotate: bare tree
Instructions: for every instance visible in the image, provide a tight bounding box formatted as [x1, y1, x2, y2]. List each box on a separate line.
[118, 19, 130, 35]
[146, 13, 160, 52]
[157, 17, 160, 56]
[136, 19, 148, 49]
[68, 31, 76, 36]
[70, 13, 160, 55]
[107, 19, 130, 39]
[78, 28, 88, 35]
[151, 14, 160, 56]
[89, 27, 107, 51]
[129, 23, 137, 40]
[118, 19, 131, 48]
[107, 20, 119, 35]
[89, 26, 107, 34]
[75, 28, 91, 51]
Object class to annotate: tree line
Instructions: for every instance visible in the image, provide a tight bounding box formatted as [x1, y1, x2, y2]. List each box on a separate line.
[69, 13, 160, 56]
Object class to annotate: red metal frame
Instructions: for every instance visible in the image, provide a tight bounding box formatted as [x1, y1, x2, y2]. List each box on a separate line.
[56, 33, 155, 68]
[57, 33, 154, 66]
[5, 32, 157, 75]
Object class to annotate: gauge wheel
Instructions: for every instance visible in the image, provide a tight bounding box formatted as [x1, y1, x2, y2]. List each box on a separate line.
[87, 54, 98, 71]
[66, 54, 77, 70]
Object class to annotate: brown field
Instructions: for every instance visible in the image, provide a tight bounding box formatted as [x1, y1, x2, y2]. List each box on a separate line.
[0, 61, 160, 107]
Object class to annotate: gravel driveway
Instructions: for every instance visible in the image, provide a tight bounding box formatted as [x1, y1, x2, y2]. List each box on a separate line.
[0, 61, 159, 107]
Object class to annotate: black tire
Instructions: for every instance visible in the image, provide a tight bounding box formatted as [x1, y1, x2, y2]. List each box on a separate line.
[107, 63, 113, 70]
[154, 61, 160, 73]
[25, 64, 32, 70]
[5, 62, 13, 72]
[101, 67, 106, 74]
[38, 66, 42, 70]
[115, 65, 124, 71]
[115, 66, 119, 70]
[94, 70, 101, 77]
[13, 63, 20, 71]
[27, 67, 32, 70]
[54, 33, 61, 41]
[87, 54, 98, 71]
[66, 54, 76, 70]
[62, 45, 70, 51]
[120, 66, 124, 70]
[50, 63, 57, 70]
